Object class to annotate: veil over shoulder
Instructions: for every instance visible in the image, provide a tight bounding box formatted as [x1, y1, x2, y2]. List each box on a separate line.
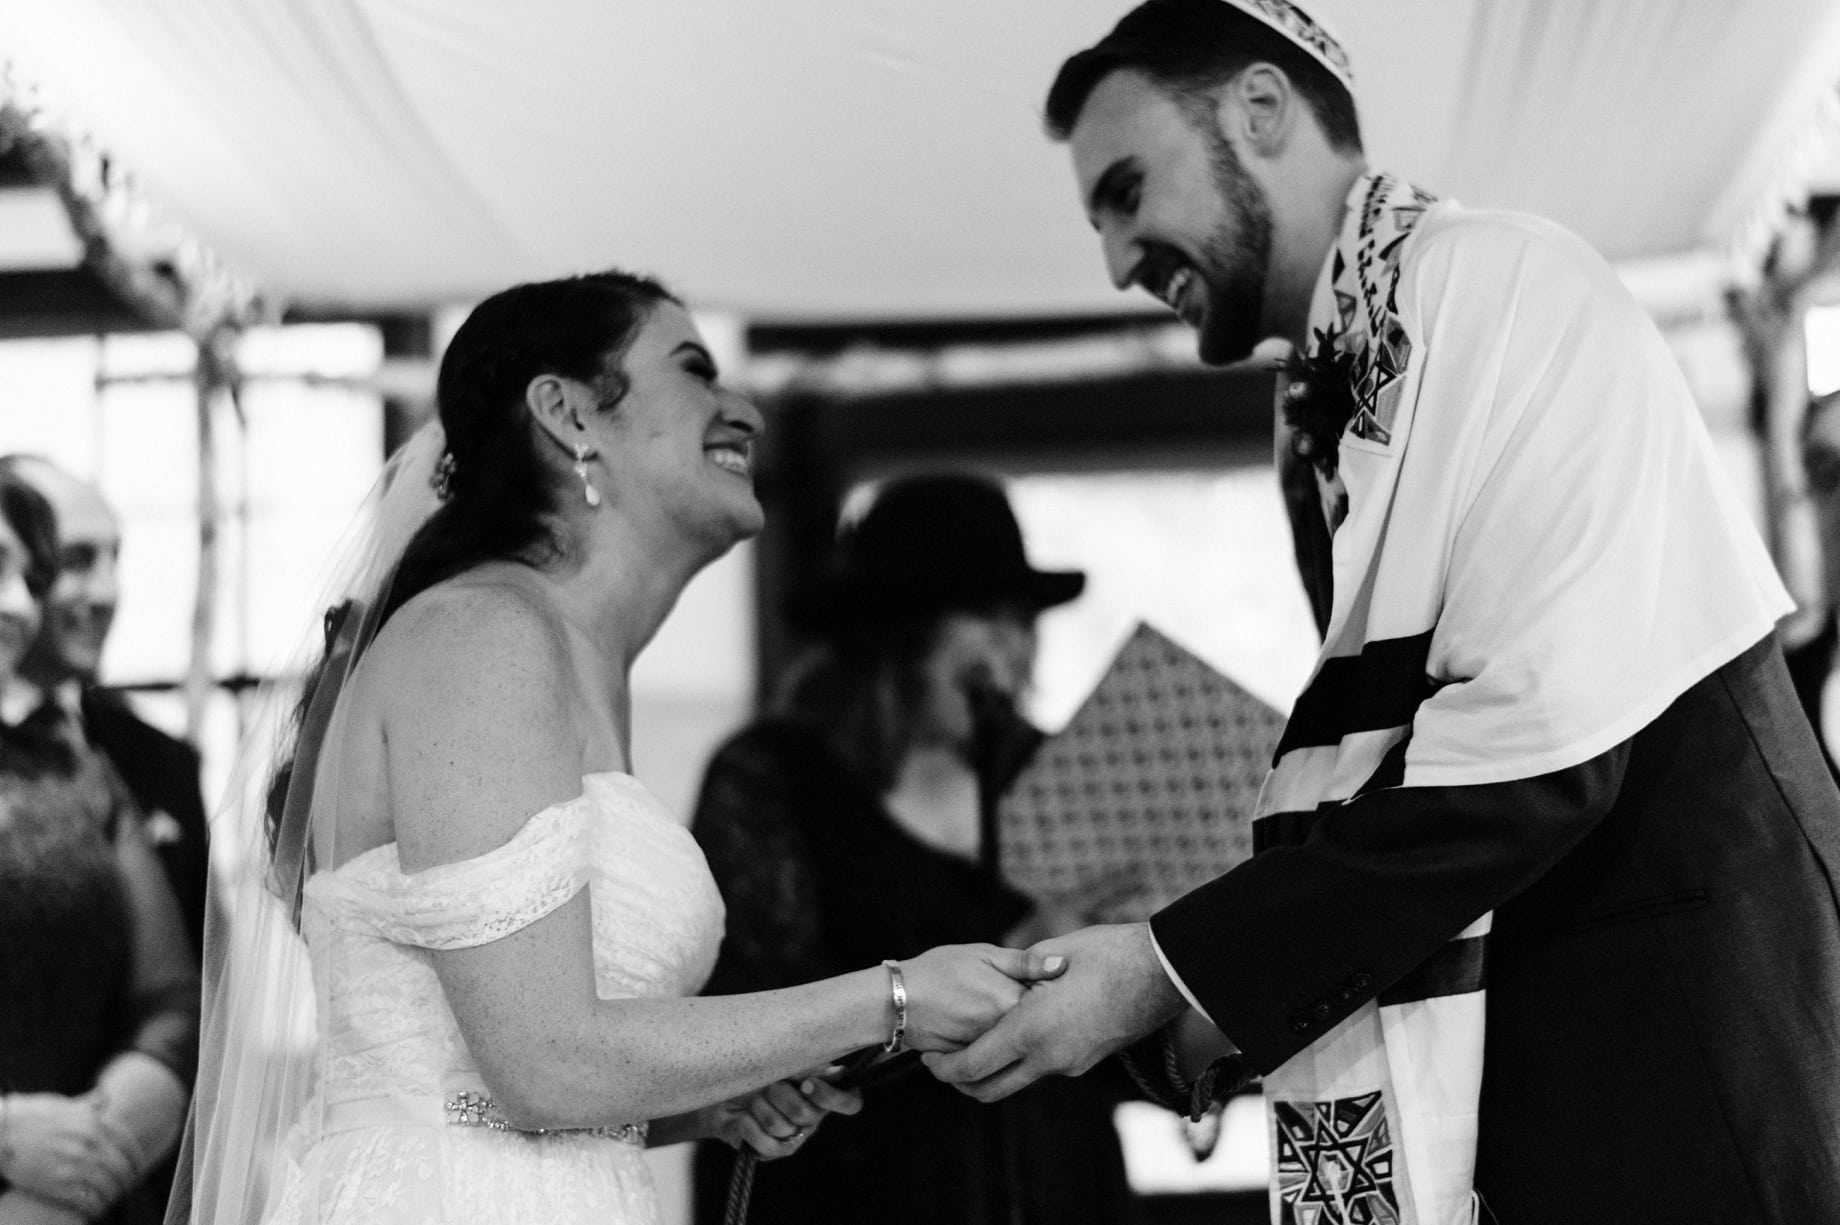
[171, 423, 448, 1224]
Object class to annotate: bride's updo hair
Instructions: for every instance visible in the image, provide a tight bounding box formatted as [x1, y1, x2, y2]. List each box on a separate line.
[381, 269, 679, 625]
[266, 271, 677, 878]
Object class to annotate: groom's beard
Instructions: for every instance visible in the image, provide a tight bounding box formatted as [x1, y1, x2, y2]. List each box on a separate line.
[1194, 133, 1275, 367]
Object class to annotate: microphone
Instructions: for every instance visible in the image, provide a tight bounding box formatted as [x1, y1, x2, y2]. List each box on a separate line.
[960, 664, 1042, 798]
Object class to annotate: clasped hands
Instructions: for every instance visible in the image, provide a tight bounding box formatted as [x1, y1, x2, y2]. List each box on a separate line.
[901, 921, 1190, 1101]
[0, 1091, 147, 1224]
[712, 923, 1190, 1161]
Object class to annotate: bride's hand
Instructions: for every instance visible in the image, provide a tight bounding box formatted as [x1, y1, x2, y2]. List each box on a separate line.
[705, 1071, 863, 1161]
[895, 943, 1068, 1053]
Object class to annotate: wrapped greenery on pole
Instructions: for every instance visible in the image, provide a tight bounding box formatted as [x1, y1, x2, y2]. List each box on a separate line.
[1, 71, 269, 740]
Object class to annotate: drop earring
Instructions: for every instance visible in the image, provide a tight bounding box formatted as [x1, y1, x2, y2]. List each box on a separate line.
[573, 443, 602, 507]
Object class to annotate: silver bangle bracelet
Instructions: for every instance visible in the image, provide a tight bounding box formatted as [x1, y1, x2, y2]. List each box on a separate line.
[881, 959, 908, 1052]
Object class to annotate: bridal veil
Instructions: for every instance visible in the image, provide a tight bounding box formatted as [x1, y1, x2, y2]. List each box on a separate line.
[169, 422, 447, 1224]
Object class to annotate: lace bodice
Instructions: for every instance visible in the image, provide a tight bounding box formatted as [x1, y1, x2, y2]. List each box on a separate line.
[300, 771, 725, 1114]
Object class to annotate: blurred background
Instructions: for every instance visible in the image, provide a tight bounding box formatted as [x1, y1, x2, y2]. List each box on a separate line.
[3, 2, 1840, 1221]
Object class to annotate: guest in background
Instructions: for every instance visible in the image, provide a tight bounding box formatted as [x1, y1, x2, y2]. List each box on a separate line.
[691, 472, 1139, 1225]
[0, 470, 199, 1225]
[0, 456, 211, 955]
[1785, 390, 1840, 776]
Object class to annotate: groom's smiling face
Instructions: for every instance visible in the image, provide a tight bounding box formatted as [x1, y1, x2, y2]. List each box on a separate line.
[1068, 69, 1275, 366]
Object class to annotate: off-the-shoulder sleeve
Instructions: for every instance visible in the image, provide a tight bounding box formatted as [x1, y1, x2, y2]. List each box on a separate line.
[309, 795, 592, 949]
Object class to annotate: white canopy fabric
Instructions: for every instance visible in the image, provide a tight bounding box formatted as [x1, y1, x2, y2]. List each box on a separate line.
[1, 0, 1838, 320]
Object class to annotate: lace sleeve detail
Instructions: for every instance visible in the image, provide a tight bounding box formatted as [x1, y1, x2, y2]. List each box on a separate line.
[309, 797, 591, 949]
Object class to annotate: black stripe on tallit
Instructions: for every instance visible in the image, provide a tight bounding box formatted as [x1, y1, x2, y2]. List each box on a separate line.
[1250, 725, 1416, 853]
[1377, 934, 1489, 1006]
[1352, 728, 1414, 797]
[1272, 630, 1437, 761]
[1252, 806, 1327, 853]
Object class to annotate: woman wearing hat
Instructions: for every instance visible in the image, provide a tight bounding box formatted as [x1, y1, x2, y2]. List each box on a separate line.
[690, 473, 1139, 1225]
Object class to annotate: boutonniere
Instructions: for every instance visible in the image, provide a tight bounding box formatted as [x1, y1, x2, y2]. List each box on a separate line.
[145, 809, 185, 846]
[1280, 325, 1361, 479]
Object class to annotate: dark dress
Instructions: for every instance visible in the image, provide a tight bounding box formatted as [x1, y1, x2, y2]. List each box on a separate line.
[689, 717, 1138, 1225]
[0, 726, 200, 1225]
[82, 687, 214, 955]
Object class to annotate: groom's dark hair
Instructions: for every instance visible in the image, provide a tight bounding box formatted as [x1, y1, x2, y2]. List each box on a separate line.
[1044, 0, 1362, 154]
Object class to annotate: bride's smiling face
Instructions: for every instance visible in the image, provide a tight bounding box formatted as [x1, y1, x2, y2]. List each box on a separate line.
[577, 303, 766, 554]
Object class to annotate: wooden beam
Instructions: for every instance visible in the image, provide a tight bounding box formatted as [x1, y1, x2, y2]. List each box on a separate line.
[0, 267, 159, 338]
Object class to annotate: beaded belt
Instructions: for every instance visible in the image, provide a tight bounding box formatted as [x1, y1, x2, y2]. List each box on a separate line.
[318, 1091, 646, 1146]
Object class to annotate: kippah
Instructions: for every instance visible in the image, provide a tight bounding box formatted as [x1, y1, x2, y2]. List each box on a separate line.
[1218, 0, 1355, 94]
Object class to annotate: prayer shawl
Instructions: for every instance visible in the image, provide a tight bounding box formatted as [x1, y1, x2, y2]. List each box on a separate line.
[1256, 172, 1792, 1225]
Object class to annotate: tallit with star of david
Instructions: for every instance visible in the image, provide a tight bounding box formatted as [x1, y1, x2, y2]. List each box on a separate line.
[1256, 172, 1792, 1225]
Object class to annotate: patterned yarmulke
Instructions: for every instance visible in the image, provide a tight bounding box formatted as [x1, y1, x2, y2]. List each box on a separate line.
[998, 621, 1287, 922]
[1220, 0, 1355, 94]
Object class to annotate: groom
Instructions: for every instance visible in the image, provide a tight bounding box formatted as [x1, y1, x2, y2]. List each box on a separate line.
[929, 3, 1840, 1222]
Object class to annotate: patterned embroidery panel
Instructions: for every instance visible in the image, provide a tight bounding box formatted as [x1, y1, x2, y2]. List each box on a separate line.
[1324, 175, 1440, 448]
[1274, 1091, 1401, 1225]
[998, 622, 1286, 920]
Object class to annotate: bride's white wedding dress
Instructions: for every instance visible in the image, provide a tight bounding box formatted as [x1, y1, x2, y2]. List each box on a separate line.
[263, 771, 725, 1224]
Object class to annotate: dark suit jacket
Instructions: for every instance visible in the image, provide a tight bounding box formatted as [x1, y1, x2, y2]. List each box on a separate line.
[80, 689, 210, 963]
[78, 689, 211, 1225]
[1152, 636, 1840, 1224]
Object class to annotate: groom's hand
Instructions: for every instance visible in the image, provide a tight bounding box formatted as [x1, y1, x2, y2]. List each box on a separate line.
[897, 942, 1070, 1052]
[923, 922, 1187, 1101]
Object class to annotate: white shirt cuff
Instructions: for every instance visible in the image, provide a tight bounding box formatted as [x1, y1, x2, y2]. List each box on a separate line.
[1148, 925, 1215, 1026]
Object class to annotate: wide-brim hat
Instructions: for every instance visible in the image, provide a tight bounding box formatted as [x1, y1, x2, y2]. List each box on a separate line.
[788, 472, 1085, 632]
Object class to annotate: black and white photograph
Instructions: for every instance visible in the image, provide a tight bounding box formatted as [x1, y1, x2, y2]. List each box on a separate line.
[0, 4, 1836, 1223]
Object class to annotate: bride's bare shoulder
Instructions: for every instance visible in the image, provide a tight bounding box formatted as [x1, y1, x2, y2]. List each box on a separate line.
[365, 569, 573, 713]
[358, 570, 588, 867]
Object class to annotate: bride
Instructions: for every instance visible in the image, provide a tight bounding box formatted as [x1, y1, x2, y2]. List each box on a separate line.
[177, 270, 1053, 1223]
